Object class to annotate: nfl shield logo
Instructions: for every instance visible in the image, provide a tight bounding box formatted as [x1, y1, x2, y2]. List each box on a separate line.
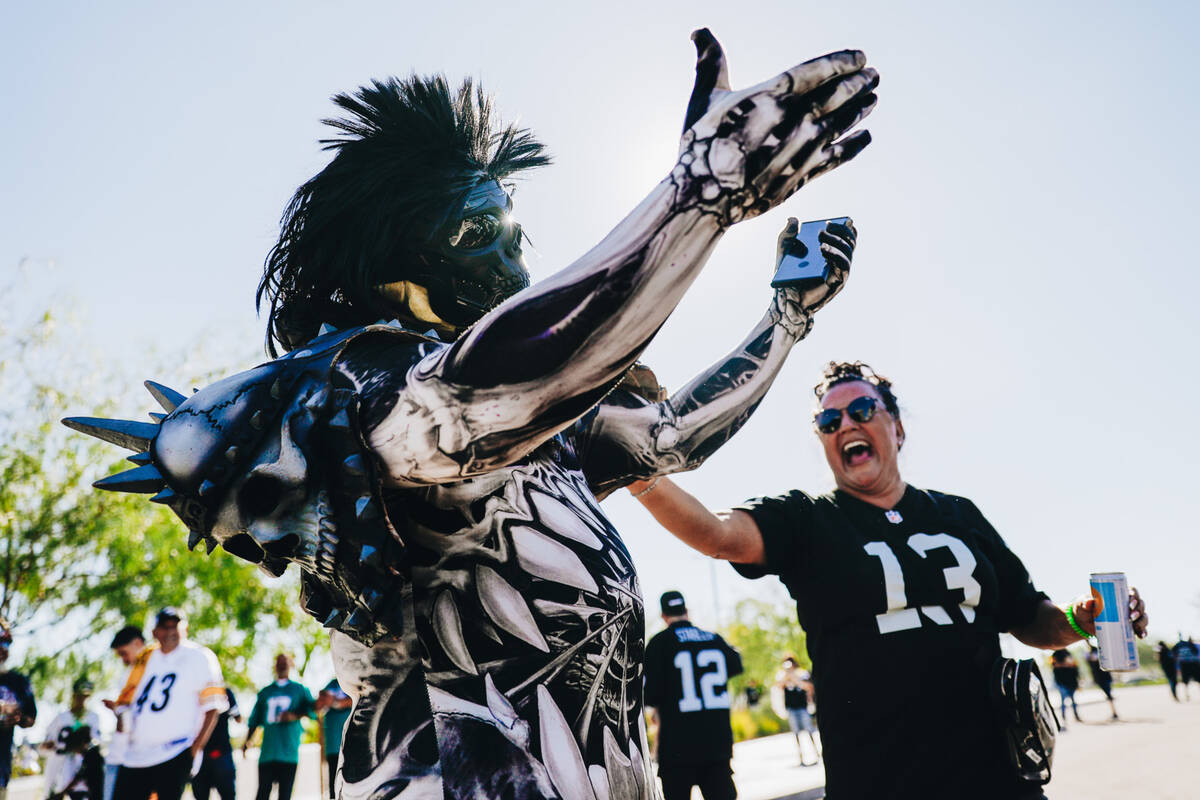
[885, 510, 903, 524]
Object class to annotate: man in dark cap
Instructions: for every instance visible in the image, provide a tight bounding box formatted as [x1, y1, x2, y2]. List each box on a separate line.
[644, 591, 743, 800]
[111, 608, 227, 800]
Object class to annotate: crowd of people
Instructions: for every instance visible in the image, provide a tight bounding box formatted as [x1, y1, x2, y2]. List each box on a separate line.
[0, 609, 351, 800]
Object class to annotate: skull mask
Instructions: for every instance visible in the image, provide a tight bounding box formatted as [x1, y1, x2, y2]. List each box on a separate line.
[375, 178, 531, 331]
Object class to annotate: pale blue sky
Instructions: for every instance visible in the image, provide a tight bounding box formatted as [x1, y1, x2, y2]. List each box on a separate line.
[3, 1, 1198, 687]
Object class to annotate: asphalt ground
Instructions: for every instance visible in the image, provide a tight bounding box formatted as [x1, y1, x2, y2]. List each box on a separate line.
[9, 684, 1196, 799]
[728, 684, 1200, 800]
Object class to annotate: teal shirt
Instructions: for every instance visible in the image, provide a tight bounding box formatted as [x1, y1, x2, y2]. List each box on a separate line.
[324, 706, 351, 755]
[321, 679, 351, 755]
[248, 680, 315, 764]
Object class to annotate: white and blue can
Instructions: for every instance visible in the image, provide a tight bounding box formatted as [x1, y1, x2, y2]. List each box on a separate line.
[1089, 572, 1139, 671]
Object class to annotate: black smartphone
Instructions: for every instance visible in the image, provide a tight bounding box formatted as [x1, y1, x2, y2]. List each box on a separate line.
[770, 217, 850, 289]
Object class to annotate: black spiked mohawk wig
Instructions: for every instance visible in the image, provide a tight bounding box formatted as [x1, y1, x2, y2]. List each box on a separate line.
[257, 75, 551, 356]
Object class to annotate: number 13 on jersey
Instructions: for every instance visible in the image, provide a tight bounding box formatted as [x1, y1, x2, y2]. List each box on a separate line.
[863, 533, 982, 634]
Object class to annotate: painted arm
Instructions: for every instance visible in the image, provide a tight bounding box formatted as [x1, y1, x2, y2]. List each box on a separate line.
[579, 218, 855, 497]
[361, 31, 877, 485]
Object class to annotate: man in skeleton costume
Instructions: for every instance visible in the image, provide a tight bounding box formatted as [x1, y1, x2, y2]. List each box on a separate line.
[65, 30, 876, 800]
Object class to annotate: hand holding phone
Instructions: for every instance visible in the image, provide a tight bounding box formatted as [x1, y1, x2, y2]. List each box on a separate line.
[771, 217, 851, 289]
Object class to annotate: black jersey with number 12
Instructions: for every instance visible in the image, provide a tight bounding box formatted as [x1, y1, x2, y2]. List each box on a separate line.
[644, 621, 743, 766]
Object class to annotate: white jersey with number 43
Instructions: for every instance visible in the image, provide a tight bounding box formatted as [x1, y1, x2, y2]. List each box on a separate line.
[123, 641, 227, 768]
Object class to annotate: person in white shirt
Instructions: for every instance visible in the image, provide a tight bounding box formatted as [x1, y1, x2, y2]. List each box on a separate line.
[40, 678, 100, 799]
[111, 608, 227, 800]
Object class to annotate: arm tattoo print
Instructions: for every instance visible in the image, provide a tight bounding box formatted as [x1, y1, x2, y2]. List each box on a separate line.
[578, 218, 857, 497]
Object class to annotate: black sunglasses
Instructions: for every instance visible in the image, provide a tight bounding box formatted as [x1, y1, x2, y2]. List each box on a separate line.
[813, 396, 881, 434]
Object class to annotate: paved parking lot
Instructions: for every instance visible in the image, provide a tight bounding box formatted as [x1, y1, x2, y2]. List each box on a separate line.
[9, 684, 1195, 799]
[729, 684, 1200, 800]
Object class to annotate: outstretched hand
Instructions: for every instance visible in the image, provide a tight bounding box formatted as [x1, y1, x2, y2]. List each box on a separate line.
[673, 29, 878, 226]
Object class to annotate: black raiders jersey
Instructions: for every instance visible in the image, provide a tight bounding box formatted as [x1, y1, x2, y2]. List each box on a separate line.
[644, 620, 743, 767]
[733, 486, 1047, 800]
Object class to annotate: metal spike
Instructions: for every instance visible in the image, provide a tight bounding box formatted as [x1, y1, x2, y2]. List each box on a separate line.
[187, 530, 203, 551]
[205, 538, 218, 555]
[198, 480, 215, 497]
[319, 323, 336, 336]
[62, 417, 158, 452]
[270, 378, 283, 399]
[423, 329, 438, 338]
[342, 454, 365, 478]
[224, 446, 239, 463]
[323, 609, 346, 629]
[250, 411, 265, 430]
[361, 588, 382, 611]
[93, 464, 166, 494]
[355, 497, 379, 522]
[144, 381, 186, 413]
[148, 412, 166, 423]
[127, 451, 153, 465]
[305, 387, 330, 412]
[359, 544, 382, 570]
[301, 586, 330, 615]
[344, 610, 370, 631]
[150, 487, 176, 505]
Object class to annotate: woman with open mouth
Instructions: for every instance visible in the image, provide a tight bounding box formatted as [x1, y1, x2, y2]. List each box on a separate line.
[627, 360, 1149, 800]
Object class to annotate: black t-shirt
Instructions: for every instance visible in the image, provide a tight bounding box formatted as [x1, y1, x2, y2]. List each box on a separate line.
[204, 688, 240, 758]
[783, 685, 808, 709]
[1085, 651, 1112, 688]
[1051, 663, 1079, 691]
[733, 486, 1047, 800]
[644, 621, 743, 767]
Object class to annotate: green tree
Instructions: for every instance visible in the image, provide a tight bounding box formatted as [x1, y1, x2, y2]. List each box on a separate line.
[720, 596, 809, 694]
[718, 597, 809, 741]
[0, 299, 326, 703]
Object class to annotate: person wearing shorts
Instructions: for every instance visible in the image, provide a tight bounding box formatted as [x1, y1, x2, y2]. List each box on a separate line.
[775, 656, 818, 765]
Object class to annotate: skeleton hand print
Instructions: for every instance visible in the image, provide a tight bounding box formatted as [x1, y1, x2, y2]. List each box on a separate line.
[673, 29, 878, 226]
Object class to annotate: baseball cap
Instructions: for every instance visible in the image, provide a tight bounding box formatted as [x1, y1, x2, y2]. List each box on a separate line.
[660, 590, 687, 616]
[72, 677, 94, 695]
[154, 606, 187, 626]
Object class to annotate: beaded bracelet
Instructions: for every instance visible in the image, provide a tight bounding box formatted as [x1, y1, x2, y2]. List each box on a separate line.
[1064, 603, 1093, 641]
[630, 477, 661, 498]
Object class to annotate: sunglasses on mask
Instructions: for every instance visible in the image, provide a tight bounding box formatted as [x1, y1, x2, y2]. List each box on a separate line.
[813, 396, 882, 434]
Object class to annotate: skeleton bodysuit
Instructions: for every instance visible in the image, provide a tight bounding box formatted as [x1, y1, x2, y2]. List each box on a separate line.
[65, 31, 877, 799]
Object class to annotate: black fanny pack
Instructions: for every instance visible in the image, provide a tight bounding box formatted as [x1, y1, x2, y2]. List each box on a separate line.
[990, 657, 1061, 785]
